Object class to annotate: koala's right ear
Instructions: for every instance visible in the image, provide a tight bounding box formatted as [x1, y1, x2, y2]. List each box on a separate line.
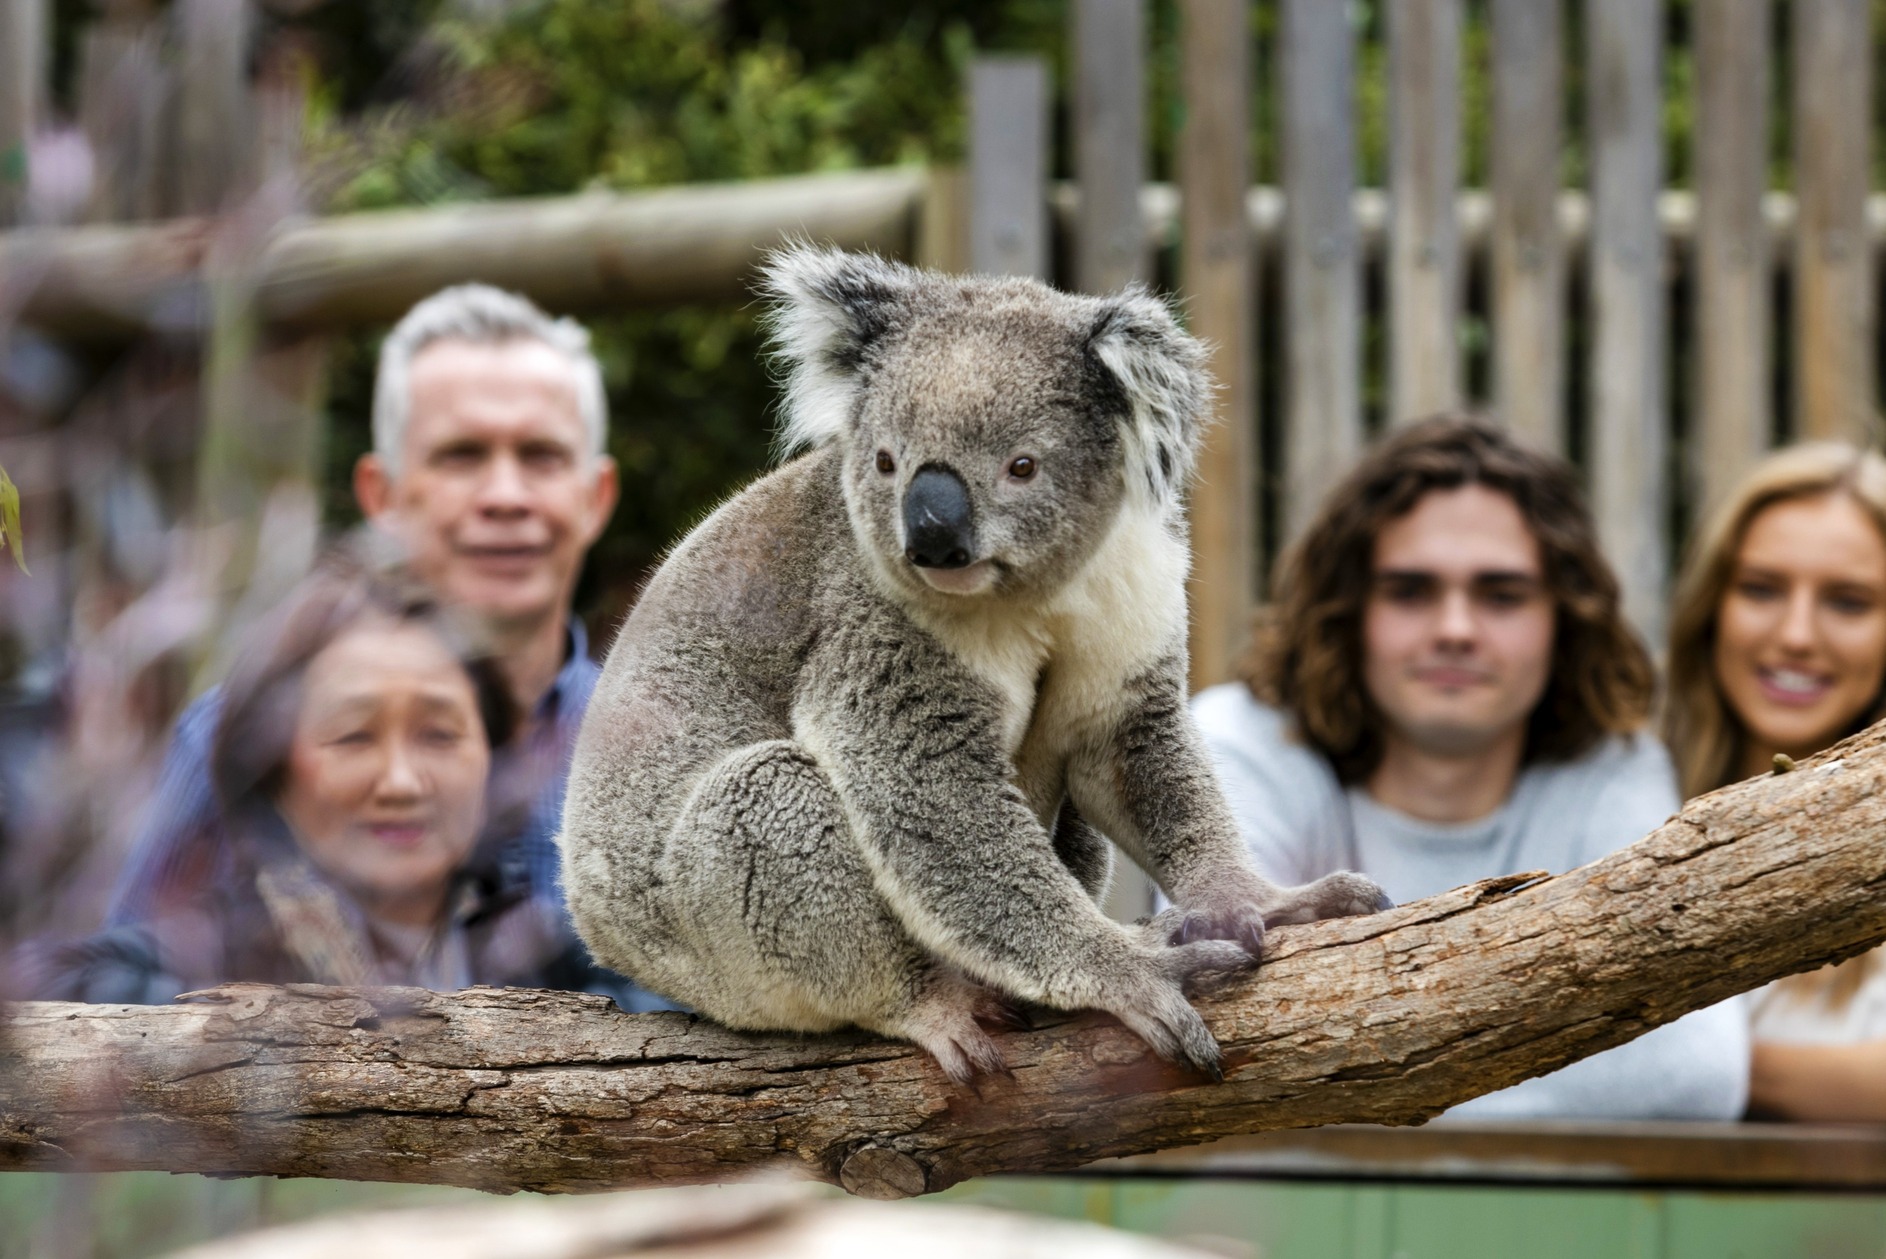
[761, 245, 918, 456]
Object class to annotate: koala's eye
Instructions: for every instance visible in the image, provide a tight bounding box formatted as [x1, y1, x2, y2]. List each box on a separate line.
[1007, 456, 1038, 481]
[875, 450, 896, 475]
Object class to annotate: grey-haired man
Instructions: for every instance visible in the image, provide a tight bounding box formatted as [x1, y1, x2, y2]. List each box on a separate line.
[104, 286, 648, 1002]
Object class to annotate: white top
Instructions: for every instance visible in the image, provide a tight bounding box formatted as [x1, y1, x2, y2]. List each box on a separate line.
[1192, 684, 1750, 1121]
[1750, 955, 1886, 1045]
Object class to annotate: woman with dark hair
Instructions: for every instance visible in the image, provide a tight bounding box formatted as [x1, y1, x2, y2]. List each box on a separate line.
[38, 554, 591, 1001]
[1192, 413, 1748, 1119]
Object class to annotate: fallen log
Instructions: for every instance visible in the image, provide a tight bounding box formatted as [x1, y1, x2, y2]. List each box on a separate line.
[4, 723, 1886, 1198]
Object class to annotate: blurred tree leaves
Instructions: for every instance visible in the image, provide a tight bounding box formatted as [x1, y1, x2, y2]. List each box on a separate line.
[308, 0, 1039, 628]
[0, 464, 25, 575]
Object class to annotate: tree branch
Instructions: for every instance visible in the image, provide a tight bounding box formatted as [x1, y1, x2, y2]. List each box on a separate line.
[5, 725, 1885, 1198]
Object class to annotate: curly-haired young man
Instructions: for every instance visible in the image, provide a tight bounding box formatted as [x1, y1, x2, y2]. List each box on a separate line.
[1195, 414, 1748, 1119]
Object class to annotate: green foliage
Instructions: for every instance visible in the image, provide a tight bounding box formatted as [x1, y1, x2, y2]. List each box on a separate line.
[311, 0, 1039, 620]
[0, 463, 24, 576]
[325, 0, 973, 211]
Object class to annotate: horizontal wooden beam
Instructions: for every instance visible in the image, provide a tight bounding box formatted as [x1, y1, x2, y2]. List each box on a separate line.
[7, 172, 1883, 344]
[1057, 184, 1886, 269]
[1100, 1120, 1886, 1192]
[3, 722, 1886, 1196]
[0, 168, 929, 341]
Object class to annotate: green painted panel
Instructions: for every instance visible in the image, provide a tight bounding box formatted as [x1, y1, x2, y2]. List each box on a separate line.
[10, 1171, 1886, 1259]
[0, 1173, 509, 1259]
[1386, 1186, 1662, 1259]
[1114, 1179, 1359, 1259]
[0, 1173, 264, 1259]
[254, 1177, 502, 1228]
[930, 1176, 1117, 1228]
[1663, 1192, 1886, 1259]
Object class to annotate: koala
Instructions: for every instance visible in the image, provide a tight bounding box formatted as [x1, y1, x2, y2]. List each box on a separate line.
[558, 247, 1390, 1082]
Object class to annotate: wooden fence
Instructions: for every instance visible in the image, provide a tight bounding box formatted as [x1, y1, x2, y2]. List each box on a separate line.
[4, 1, 1883, 685]
[960, 0, 1882, 683]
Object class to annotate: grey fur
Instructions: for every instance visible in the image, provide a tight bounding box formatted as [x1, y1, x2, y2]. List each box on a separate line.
[559, 247, 1388, 1082]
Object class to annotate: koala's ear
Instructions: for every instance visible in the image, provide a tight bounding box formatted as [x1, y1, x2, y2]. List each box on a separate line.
[1087, 288, 1211, 509]
[760, 245, 919, 456]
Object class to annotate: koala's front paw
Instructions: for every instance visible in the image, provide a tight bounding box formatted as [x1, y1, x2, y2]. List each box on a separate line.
[1263, 870, 1395, 927]
[1103, 940, 1255, 1082]
[1140, 902, 1266, 956]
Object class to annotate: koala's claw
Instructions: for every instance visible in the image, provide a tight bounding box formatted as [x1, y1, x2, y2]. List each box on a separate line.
[1142, 904, 1266, 957]
[907, 1016, 1009, 1084]
[1111, 982, 1227, 1081]
[896, 970, 1013, 1083]
[1177, 909, 1265, 956]
[1101, 937, 1252, 1081]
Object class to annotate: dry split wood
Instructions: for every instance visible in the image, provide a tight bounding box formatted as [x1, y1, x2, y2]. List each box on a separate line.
[5, 723, 1885, 1198]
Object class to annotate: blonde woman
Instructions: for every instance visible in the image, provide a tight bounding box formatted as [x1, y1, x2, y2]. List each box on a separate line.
[1666, 441, 1886, 1120]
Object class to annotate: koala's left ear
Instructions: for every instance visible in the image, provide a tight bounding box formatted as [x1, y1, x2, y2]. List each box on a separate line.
[760, 245, 919, 456]
[1087, 288, 1212, 509]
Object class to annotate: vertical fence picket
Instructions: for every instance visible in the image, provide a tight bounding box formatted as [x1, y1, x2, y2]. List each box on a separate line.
[968, 57, 1049, 280]
[1072, 0, 1146, 294]
[0, 0, 47, 227]
[1280, 0, 1360, 539]
[1388, 0, 1462, 425]
[1180, 0, 1256, 692]
[77, 8, 167, 223]
[174, 0, 255, 216]
[1694, 0, 1771, 517]
[1587, 0, 1667, 643]
[1490, 0, 1565, 453]
[1792, 0, 1873, 445]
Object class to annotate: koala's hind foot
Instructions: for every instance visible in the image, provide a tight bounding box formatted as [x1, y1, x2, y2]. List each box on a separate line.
[880, 967, 1011, 1084]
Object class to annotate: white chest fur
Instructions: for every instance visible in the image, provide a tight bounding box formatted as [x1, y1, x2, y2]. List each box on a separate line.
[915, 505, 1190, 763]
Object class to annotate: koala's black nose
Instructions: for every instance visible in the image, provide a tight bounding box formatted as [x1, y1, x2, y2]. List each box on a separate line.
[903, 465, 976, 569]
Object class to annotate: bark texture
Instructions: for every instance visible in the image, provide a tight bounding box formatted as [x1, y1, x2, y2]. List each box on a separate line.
[5, 725, 1886, 1197]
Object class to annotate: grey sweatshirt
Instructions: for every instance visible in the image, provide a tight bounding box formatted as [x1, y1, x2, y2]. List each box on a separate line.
[1192, 683, 1750, 1121]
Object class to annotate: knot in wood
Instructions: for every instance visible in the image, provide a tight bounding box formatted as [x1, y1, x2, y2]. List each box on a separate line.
[838, 1145, 928, 1200]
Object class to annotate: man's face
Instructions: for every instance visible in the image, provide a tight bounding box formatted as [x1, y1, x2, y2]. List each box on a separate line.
[355, 337, 618, 632]
[1361, 484, 1556, 757]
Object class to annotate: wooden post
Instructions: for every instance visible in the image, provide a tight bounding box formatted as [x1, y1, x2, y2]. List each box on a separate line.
[1694, 0, 1771, 517]
[1587, 0, 1667, 645]
[1180, 0, 1256, 696]
[189, 36, 323, 684]
[0, 0, 47, 226]
[1792, 0, 1873, 445]
[1490, 0, 1565, 453]
[172, 0, 255, 216]
[915, 167, 970, 276]
[1071, 0, 1147, 294]
[968, 57, 1050, 279]
[76, 3, 167, 224]
[1387, 0, 1462, 425]
[1279, 0, 1360, 540]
